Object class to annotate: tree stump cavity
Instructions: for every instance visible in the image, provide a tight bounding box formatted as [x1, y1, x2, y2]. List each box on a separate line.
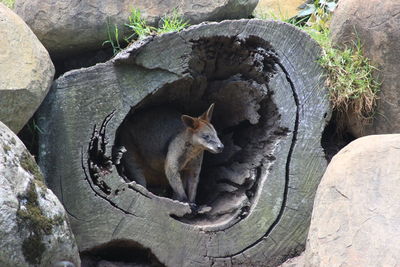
[111, 35, 284, 227]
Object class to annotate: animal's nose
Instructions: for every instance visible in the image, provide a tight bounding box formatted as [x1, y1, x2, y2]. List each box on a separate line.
[217, 144, 224, 152]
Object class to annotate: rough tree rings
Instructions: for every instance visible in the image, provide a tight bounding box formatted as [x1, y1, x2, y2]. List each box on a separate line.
[38, 20, 330, 266]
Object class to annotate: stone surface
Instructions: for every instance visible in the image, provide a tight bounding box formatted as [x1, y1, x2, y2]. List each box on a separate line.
[279, 252, 305, 267]
[254, 0, 305, 19]
[37, 20, 330, 266]
[14, 0, 259, 57]
[330, 0, 400, 136]
[0, 3, 55, 133]
[305, 134, 400, 266]
[0, 121, 80, 267]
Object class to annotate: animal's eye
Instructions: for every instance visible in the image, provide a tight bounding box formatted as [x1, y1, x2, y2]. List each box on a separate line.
[203, 134, 210, 141]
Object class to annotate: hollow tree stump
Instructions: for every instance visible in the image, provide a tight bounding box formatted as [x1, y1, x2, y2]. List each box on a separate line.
[37, 20, 331, 266]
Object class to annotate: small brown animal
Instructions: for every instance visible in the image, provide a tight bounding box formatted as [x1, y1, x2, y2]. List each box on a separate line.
[118, 104, 223, 202]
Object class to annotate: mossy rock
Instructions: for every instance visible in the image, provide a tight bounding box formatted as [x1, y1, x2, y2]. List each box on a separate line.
[0, 121, 80, 267]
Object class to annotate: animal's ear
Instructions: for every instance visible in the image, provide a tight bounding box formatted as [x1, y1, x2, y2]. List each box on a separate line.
[199, 103, 215, 122]
[181, 115, 199, 129]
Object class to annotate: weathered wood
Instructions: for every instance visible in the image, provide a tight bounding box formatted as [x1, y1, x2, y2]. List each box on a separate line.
[37, 20, 331, 266]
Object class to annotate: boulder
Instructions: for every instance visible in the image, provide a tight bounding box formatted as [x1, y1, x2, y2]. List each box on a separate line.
[0, 121, 80, 267]
[0, 3, 54, 133]
[279, 252, 305, 267]
[305, 134, 400, 266]
[254, 0, 305, 19]
[14, 0, 259, 57]
[330, 0, 400, 136]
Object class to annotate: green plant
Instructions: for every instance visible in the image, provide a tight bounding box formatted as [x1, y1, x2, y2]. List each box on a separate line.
[256, 0, 379, 126]
[125, 8, 155, 41]
[0, 0, 15, 9]
[102, 19, 123, 55]
[103, 8, 190, 55]
[157, 10, 189, 34]
[309, 27, 379, 119]
[297, 0, 337, 21]
[17, 118, 44, 159]
[297, 0, 379, 121]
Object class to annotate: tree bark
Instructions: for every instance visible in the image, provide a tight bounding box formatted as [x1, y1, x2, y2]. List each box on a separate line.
[38, 19, 331, 267]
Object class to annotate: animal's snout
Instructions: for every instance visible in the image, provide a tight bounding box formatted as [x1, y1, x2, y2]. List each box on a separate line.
[216, 143, 224, 153]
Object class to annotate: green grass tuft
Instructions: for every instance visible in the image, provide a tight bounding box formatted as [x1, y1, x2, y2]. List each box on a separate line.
[255, 0, 380, 125]
[0, 0, 15, 9]
[125, 8, 155, 40]
[103, 8, 189, 55]
[102, 19, 123, 55]
[310, 28, 379, 118]
[157, 10, 189, 34]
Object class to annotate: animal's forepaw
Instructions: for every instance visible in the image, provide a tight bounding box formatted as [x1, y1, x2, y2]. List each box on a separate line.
[188, 203, 212, 214]
[189, 202, 199, 213]
[197, 205, 212, 214]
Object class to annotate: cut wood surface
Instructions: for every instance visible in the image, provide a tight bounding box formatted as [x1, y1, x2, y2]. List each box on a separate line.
[37, 20, 330, 266]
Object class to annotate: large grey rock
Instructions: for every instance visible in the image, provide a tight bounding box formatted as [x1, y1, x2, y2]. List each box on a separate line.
[14, 0, 259, 57]
[279, 252, 305, 267]
[0, 121, 80, 267]
[37, 20, 330, 266]
[0, 3, 54, 133]
[305, 134, 400, 266]
[331, 0, 400, 136]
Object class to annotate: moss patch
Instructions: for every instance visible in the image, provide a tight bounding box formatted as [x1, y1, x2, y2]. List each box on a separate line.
[52, 214, 66, 226]
[3, 144, 11, 154]
[16, 182, 63, 265]
[20, 151, 46, 189]
[17, 184, 53, 235]
[21, 235, 46, 265]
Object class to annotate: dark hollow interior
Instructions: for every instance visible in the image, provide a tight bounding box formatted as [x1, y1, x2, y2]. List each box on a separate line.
[80, 239, 163, 267]
[321, 110, 356, 162]
[114, 36, 290, 224]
